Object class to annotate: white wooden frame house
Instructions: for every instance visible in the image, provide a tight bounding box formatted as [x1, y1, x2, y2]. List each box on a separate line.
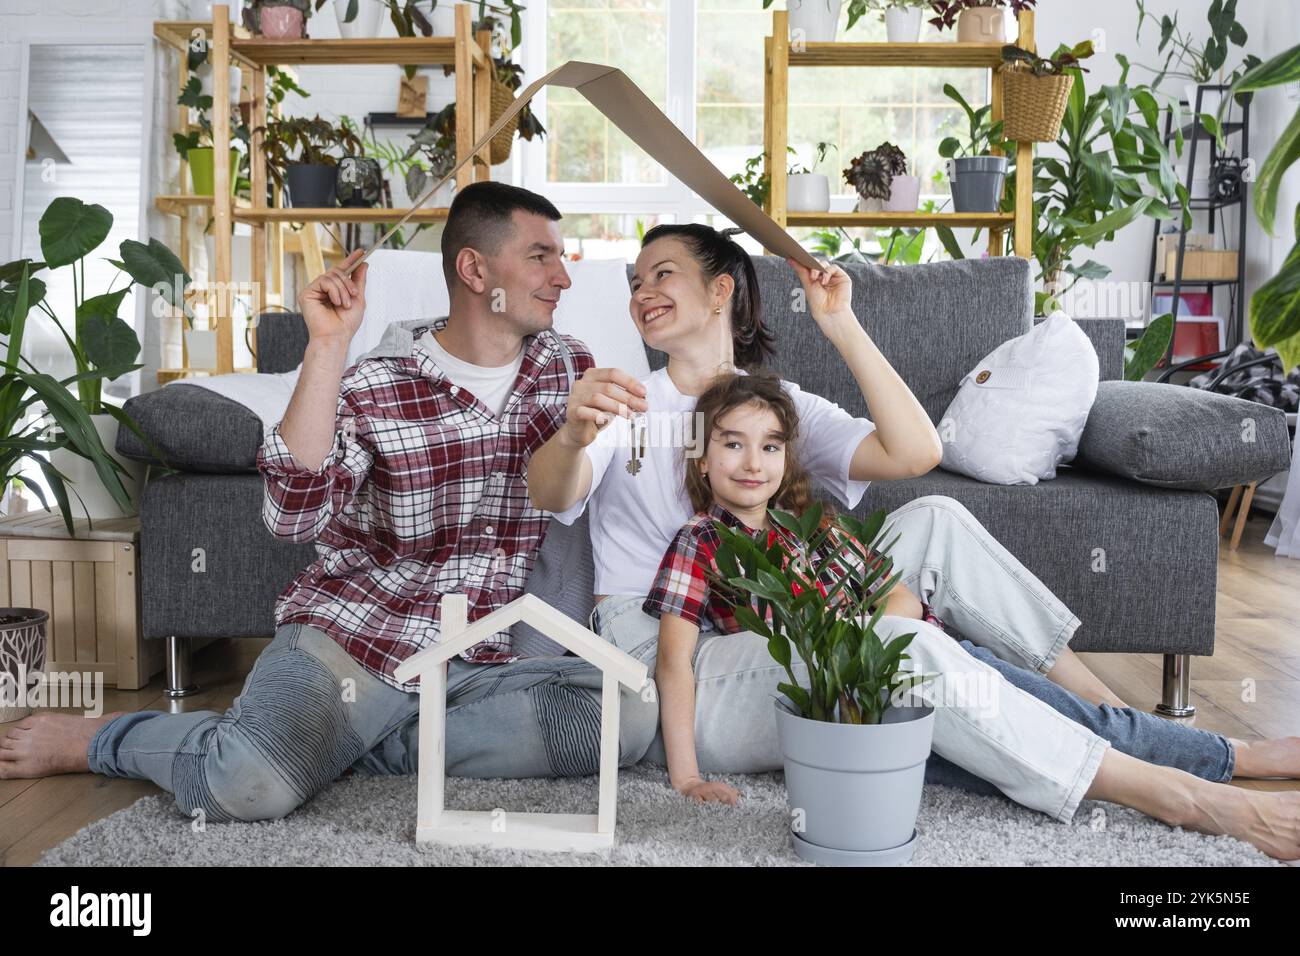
[391, 594, 649, 852]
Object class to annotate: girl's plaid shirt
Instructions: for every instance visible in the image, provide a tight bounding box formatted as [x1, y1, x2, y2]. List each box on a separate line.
[642, 502, 952, 635]
[256, 317, 593, 691]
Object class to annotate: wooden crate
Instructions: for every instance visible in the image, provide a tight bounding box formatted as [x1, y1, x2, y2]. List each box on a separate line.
[0, 512, 162, 690]
[1165, 249, 1239, 281]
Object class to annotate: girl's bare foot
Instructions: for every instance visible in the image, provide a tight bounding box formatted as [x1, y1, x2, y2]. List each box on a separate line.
[1230, 736, 1300, 779]
[1183, 782, 1300, 862]
[0, 711, 127, 779]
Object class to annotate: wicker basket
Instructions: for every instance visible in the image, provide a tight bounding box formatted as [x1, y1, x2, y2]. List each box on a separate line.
[1001, 67, 1074, 143]
[490, 80, 520, 165]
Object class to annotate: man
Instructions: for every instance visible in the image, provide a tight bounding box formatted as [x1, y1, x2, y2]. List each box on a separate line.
[0, 182, 658, 823]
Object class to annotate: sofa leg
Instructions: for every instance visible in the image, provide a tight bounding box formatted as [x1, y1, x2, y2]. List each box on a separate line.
[1156, 654, 1196, 718]
[164, 635, 200, 699]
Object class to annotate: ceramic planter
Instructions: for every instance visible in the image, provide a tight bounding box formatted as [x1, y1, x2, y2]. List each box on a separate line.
[0, 608, 48, 723]
[184, 327, 219, 370]
[788, 173, 831, 212]
[187, 147, 240, 196]
[336, 156, 383, 207]
[257, 4, 307, 39]
[285, 163, 337, 207]
[50, 414, 144, 521]
[857, 194, 885, 213]
[946, 155, 1008, 212]
[788, 0, 843, 43]
[335, 0, 383, 37]
[884, 173, 921, 212]
[885, 6, 923, 43]
[776, 700, 935, 866]
[957, 6, 1005, 43]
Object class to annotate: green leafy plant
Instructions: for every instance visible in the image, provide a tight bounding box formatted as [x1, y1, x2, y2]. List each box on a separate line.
[1132, 0, 1260, 88]
[0, 199, 187, 534]
[789, 141, 837, 176]
[1001, 39, 1094, 76]
[927, 0, 1036, 32]
[1123, 312, 1176, 381]
[844, 141, 908, 202]
[938, 84, 1004, 159]
[1223, 45, 1300, 372]
[258, 114, 364, 191]
[705, 504, 934, 725]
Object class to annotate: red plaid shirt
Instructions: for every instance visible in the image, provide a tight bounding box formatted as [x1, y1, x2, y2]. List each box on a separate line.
[643, 502, 951, 635]
[256, 316, 593, 691]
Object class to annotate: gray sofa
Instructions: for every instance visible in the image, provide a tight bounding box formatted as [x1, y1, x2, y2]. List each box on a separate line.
[117, 256, 1292, 714]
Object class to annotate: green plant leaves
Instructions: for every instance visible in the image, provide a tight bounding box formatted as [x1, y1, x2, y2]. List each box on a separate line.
[39, 198, 113, 269]
[1250, 204, 1300, 373]
[1124, 312, 1174, 381]
[0, 276, 45, 335]
[119, 238, 191, 314]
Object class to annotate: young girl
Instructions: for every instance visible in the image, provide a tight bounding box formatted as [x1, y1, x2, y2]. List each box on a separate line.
[645, 371, 945, 804]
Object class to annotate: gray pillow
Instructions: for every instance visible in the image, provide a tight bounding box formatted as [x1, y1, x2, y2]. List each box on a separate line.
[117, 384, 265, 473]
[1073, 380, 1292, 490]
[512, 512, 597, 656]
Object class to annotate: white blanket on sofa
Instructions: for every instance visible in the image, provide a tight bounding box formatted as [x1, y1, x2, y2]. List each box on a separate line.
[176, 251, 647, 433]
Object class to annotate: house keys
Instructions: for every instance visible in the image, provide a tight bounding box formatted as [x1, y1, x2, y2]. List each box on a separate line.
[625, 413, 648, 476]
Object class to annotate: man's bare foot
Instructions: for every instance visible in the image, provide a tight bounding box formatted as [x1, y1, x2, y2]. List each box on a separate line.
[1230, 736, 1300, 779]
[1183, 783, 1300, 861]
[0, 711, 127, 780]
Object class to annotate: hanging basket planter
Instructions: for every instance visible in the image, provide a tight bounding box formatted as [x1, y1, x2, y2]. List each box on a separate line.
[1001, 66, 1074, 142]
[489, 79, 520, 166]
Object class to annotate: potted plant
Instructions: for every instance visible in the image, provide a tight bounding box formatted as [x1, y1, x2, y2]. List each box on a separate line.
[928, 0, 1036, 44]
[247, 0, 312, 38]
[0, 198, 187, 529]
[326, 0, 384, 37]
[763, 0, 843, 44]
[0, 608, 47, 722]
[862, 0, 930, 43]
[999, 40, 1094, 142]
[706, 504, 936, 865]
[787, 142, 837, 212]
[846, 141, 918, 212]
[261, 114, 363, 207]
[174, 77, 245, 197]
[335, 116, 385, 207]
[1132, 0, 1260, 122]
[937, 84, 1006, 212]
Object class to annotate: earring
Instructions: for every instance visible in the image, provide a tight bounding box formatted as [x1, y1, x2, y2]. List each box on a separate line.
[713, 306, 722, 314]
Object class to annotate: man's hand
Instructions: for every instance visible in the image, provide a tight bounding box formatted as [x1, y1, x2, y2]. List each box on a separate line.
[559, 367, 649, 448]
[300, 248, 368, 348]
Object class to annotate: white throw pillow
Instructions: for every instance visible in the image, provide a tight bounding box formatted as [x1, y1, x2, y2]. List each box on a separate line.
[938, 312, 1099, 486]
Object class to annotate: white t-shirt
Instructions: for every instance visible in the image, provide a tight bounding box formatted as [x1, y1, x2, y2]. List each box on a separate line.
[416, 329, 525, 418]
[552, 366, 877, 596]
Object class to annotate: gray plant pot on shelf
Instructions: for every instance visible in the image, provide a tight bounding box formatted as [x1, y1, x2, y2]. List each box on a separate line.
[775, 698, 934, 866]
[285, 163, 337, 208]
[946, 155, 1008, 213]
[0, 608, 48, 722]
[336, 157, 383, 208]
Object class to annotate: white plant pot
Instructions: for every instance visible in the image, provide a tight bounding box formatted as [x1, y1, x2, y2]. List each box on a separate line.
[884, 6, 923, 43]
[0, 609, 47, 723]
[50, 414, 145, 521]
[857, 195, 885, 213]
[788, 173, 831, 212]
[335, 0, 383, 38]
[430, 0, 470, 36]
[187, 0, 241, 24]
[788, 0, 843, 44]
[1184, 84, 1223, 118]
[185, 327, 219, 370]
[884, 174, 920, 212]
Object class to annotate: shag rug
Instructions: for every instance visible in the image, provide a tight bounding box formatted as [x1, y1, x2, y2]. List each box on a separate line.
[37, 766, 1278, 866]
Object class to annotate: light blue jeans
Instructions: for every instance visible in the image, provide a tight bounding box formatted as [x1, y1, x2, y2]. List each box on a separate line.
[88, 621, 659, 822]
[592, 495, 1233, 824]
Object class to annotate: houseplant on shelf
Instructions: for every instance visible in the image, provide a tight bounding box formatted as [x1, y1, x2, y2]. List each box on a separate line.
[999, 40, 1094, 142]
[705, 503, 936, 865]
[787, 142, 836, 213]
[763, 0, 842, 44]
[261, 114, 364, 207]
[1131, 0, 1260, 121]
[928, 0, 1036, 44]
[174, 75, 247, 197]
[863, 0, 930, 43]
[247, 0, 313, 38]
[0, 198, 186, 528]
[846, 141, 919, 212]
[325, 0, 384, 38]
[938, 84, 1006, 212]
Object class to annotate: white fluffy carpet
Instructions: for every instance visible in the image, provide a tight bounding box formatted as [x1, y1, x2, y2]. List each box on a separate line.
[36, 766, 1279, 866]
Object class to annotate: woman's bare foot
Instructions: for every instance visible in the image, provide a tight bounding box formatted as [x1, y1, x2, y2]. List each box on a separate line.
[0, 711, 127, 779]
[1229, 736, 1300, 779]
[1182, 782, 1300, 861]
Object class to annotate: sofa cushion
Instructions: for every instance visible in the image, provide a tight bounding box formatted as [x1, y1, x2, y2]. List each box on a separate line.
[1073, 380, 1293, 491]
[117, 384, 265, 473]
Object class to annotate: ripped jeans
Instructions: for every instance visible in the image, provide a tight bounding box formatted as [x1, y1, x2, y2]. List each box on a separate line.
[87, 621, 658, 822]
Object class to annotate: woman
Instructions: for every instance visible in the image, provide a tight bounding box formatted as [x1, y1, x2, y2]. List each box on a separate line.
[527, 224, 1300, 860]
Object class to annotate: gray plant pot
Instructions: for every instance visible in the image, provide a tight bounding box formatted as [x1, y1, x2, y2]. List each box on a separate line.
[0, 608, 48, 722]
[285, 163, 337, 208]
[946, 155, 1009, 213]
[775, 698, 934, 866]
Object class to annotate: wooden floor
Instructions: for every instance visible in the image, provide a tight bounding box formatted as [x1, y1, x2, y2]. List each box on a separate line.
[2, 512, 1298, 866]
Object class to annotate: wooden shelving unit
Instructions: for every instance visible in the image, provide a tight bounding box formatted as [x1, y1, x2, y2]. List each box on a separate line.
[763, 9, 1037, 259]
[153, 3, 495, 375]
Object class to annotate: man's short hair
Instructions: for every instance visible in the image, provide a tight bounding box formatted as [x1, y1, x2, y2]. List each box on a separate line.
[441, 181, 562, 292]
